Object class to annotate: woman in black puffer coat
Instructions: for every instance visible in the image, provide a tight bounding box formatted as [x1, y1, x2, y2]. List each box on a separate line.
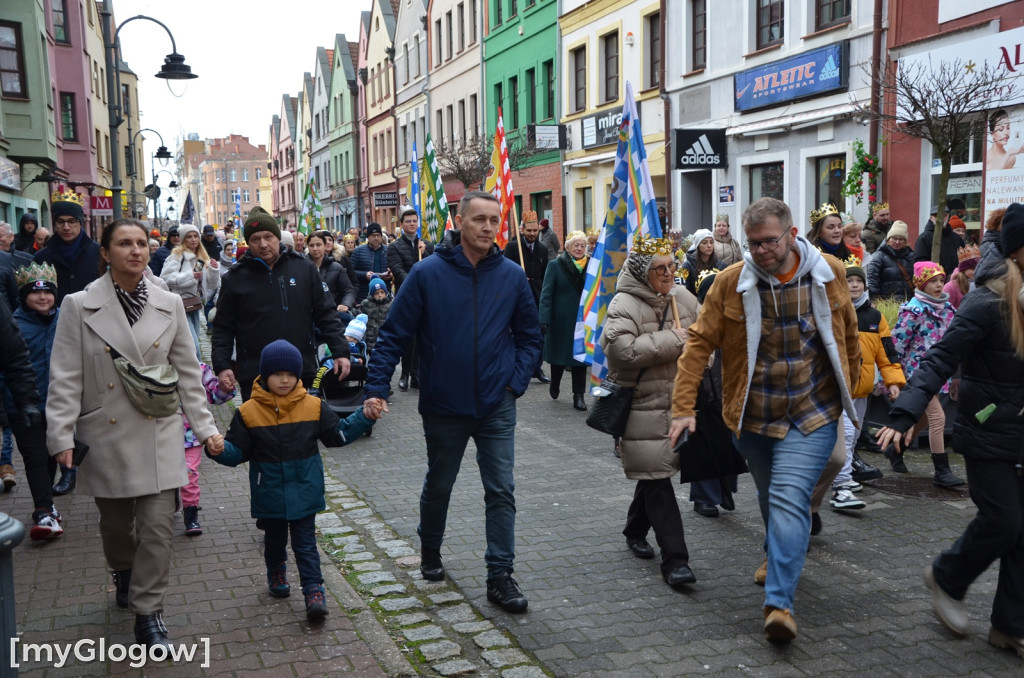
[878, 203, 1024, 654]
[867, 220, 916, 300]
[307, 231, 356, 315]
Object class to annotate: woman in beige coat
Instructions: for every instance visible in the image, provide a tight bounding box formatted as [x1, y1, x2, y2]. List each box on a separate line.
[47, 219, 224, 649]
[601, 235, 699, 589]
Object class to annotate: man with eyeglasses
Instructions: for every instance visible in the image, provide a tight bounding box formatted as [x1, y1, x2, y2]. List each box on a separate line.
[669, 197, 860, 643]
[33, 192, 101, 306]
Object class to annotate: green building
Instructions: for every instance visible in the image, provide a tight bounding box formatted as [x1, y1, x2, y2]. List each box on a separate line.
[484, 0, 562, 238]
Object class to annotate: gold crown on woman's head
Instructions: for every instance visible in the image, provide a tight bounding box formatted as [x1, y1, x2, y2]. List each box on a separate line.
[809, 202, 839, 225]
[15, 262, 57, 289]
[565, 230, 587, 244]
[872, 202, 890, 213]
[51, 189, 84, 206]
[632, 230, 673, 256]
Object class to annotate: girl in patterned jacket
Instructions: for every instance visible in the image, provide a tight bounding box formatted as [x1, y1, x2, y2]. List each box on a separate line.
[890, 261, 964, 487]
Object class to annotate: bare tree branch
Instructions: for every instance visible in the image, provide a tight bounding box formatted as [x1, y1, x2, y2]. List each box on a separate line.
[856, 57, 1021, 262]
[434, 133, 547, 191]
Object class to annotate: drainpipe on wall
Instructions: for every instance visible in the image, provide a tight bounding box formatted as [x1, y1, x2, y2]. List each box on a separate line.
[660, 0, 671, 231]
[869, 0, 883, 158]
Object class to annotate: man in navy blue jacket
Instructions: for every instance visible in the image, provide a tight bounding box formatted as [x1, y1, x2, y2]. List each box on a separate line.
[363, 191, 542, 614]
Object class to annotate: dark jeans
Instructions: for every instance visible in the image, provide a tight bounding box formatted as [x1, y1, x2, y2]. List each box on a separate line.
[689, 476, 738, 505]
[419, 391, 517, 577]
[3, 412, 53, 510]
[550, 365, 586, 395]
[623, 478, 690, 575]
[932, 456, 1024, 637]
[263, 514, 322, 593]
[401, 337, 418, 380]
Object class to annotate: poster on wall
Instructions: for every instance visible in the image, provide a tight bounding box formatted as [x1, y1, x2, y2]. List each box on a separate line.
[983, 106, 1024, 213]
[718, 186, 735, 206]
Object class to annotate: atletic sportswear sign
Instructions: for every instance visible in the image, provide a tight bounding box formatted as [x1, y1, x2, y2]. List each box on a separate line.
[733, 41, 848, 112]
[674, 128, 727, 169]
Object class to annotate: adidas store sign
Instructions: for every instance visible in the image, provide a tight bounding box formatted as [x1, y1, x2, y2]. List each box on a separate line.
[674, 128, 727, 170]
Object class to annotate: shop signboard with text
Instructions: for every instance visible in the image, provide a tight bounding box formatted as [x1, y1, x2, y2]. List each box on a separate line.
[733, 42, 848, 112]
[674, 128, 727, 169]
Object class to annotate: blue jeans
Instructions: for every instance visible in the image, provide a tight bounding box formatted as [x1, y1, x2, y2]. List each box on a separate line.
[185, 309, 202, 362]
[1, 427, 11, 466]
[420, 391, 517, 578]
[263, 514, 322, 593]
[735, 421, 838, 612]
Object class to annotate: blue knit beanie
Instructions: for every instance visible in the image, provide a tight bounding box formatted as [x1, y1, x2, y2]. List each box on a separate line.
[260, 339, 302, 378]
[369, 277, 387, 295]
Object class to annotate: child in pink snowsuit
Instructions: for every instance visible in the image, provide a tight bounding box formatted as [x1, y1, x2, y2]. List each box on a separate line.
[181, 362, 235, 535]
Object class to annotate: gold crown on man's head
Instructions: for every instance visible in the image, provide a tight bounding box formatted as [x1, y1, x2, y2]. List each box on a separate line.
[632, 230, 673, 256]
[872, 202, 890, 213]
[51, 189, 84, 206]
[809, 202, 839, 225]
[15, 262, 57, 290]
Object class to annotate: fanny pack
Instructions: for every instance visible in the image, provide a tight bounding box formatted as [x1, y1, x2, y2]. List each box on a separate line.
[108, 345, 181, 417]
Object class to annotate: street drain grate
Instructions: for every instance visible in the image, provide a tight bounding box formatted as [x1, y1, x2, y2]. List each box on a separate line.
[869, 475, 969, 500]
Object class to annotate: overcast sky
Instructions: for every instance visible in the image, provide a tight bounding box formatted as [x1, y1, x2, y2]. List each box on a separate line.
[113, 0, 365, 177]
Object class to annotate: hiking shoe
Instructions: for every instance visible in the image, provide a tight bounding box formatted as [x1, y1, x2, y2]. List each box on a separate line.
[183, 506, 202, 536]
[304, 586, 328, 621]
[764, 607, 798, 642]
[29, 508, 63, 541]
[754, 559, 767, 586]
[486, 573, 528, 613]
[267, 562, 290, 598]
[830, 488, 866, 510]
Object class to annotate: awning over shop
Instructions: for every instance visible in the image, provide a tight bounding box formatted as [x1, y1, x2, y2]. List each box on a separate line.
[726, 103, 858, 137]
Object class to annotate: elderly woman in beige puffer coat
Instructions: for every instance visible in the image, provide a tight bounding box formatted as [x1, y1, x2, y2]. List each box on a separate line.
[601, 235, 699, 590]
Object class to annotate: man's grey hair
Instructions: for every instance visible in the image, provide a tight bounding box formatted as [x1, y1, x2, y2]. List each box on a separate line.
[742, 197, 793, 234]
[0, 222, 12, 235]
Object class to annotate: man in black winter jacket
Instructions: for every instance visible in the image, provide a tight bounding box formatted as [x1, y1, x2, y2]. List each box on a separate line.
[149, 227, 179, 275]
[212, 207, 351, 401]
[32, 192, 100, 306]
[388, 207, 434, 391]
[503, 211, 550, 383]
[914, 215, 964, 277]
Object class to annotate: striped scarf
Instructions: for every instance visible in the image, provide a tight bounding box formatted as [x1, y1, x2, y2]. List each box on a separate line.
[113, 277, 148, 326]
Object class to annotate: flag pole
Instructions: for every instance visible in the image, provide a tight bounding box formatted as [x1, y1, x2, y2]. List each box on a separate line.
[512, 202, 525, 272]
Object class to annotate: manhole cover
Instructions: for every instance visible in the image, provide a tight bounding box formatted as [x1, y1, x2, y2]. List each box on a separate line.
[869, 474, 969, 500]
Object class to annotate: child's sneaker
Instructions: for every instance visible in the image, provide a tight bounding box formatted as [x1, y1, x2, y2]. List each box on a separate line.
[267, 562, 290, 598]
[304, 586, 328, 621]
[30, 506, 63, 541]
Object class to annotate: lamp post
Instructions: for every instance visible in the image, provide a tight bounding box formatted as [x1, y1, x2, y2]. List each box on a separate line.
[101, 0, 197, 219]
[128, 128, 171, 217]
[150, 168, 177, 230]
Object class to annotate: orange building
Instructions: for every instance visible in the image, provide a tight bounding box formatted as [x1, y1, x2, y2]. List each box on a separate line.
[196, 135, 268, 229]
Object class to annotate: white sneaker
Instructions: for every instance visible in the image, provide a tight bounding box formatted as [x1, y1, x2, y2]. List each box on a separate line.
[836, 480, 863, 493]
[830, 488, 866, 510]
[30, 509, 64, 541]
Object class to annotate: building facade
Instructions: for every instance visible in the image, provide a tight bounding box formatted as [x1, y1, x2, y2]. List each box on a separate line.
[310, 47, 334, 229]
[196, 135, 266, 229]
[363, 0, 400, 230]
[328, 34, 363, 232]
[485, 0, 563, 244]
[394, 0, 430, 217]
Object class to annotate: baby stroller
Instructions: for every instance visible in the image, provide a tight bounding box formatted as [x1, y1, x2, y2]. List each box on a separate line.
[311, 342, 371, 434]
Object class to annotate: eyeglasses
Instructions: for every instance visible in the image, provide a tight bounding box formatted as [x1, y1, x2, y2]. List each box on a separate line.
[744, 233, 787, 252]
[649, 262, 678, 276]
[54, 217, 80, 227]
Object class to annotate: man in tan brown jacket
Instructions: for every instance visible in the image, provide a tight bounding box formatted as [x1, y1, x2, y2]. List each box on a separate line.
[669, 197, 860, 643]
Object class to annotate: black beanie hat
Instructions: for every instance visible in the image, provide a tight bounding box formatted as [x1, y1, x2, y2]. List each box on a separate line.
[259, 339, 303, 379]
[1001, 203, 1024, 257]
[51, 199, 85, 224]
[243, 206, 282, 242]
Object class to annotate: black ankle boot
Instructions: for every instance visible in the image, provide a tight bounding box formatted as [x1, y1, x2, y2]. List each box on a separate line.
[932, 453, 966, 488]
[420, 547, 445, 581]
[52, 467, 76, 496]
[134, 612, 171, 648]
[572, 393, 587, 411]
[112, 569, 131, 609]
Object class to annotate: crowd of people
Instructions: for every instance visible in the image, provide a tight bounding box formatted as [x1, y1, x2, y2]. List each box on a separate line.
[0, 190, 1021, 663]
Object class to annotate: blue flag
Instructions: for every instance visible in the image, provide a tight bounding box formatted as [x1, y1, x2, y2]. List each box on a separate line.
[410, 141, 422, 238]
[573, 82, 663, 389]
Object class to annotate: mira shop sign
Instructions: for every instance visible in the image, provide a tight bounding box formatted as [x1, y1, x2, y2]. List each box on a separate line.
[674, 128, 727, 169]
[733, 42, 848, 112]
[581, 109, 640, 149]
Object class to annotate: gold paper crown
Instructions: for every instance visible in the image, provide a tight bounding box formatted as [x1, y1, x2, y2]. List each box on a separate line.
[842, 254, 864, 270]
[809, 202, 839, 226]
[714, 212, 730, 224]
[957, 242, 981, 263]
[565, 230, 587, 244]
[914, 263, 944, 289]
[15, 262, 57, 290]
[585, 227, 599, 238]
[632, 230, 673, 256]
[50, 189, 84, 206]
[522, 210, 538, 223]
[840, 212, 857, 228]
[695, 268, 720, 294]
[872, 202, 890, 213]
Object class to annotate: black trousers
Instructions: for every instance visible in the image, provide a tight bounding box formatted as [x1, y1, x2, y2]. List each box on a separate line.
[401, 337, 418, 381]
[623, 478, 689, 574]
[5, 414, 53, 510]
[932, 456, 1024, 637]
[550, 365, 586, 395]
